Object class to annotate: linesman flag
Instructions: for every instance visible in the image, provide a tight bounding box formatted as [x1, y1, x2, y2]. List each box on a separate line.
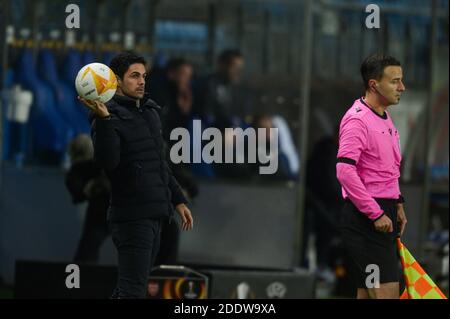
[397, 238, 447, 299]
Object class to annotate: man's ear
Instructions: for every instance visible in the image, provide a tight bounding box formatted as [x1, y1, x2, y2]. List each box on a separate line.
[115, 74, 122, 87]
[368, 79, 377, 92]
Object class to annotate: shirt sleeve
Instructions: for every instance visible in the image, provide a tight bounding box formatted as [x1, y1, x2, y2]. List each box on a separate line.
[336, 118, 384, 221]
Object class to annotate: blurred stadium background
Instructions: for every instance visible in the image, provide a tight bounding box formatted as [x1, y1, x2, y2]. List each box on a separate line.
[0, 0, 448, 298]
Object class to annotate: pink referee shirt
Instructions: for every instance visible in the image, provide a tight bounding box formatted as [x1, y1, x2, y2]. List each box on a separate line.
[336, 98, 402, 220]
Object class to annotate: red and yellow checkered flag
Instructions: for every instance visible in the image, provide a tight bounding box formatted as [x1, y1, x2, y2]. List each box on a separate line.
[397, 238, 447, 299]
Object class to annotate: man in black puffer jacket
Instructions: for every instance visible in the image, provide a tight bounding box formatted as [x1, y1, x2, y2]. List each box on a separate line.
[78, 52, 194, 298]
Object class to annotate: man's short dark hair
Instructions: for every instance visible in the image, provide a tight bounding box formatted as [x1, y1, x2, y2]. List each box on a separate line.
[360, 53, 401, 90]
[109, 51, 146, 79]
[166, 57, 191, 73]
[217, 49, 243, 66]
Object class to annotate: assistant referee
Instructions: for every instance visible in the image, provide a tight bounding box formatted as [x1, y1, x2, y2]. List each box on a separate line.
[336, 53, 408, 299]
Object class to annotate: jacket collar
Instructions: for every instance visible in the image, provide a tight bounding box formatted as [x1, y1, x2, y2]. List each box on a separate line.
[113, 94, 161, 110]
[142, 97, 162, 112]
[112, 94, 140, 109]
[107, 94, 162, 117]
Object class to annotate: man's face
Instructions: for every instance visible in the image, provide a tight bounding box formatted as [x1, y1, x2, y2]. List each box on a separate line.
[118, 63, 147, 99]
[373, 65, 406, 105]
[226, 57, 244, 84]
[169, 64, 193, 89]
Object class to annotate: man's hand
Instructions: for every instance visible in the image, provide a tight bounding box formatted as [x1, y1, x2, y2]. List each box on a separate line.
[175, 203, 193, 231]
[397, 204, 407, 236]
[374, 214, 393, 233]
[78, 96, 110, 118]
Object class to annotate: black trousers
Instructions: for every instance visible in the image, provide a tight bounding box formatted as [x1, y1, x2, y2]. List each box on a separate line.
[154, 218, 180, 266]
[110, 218, 162, 298]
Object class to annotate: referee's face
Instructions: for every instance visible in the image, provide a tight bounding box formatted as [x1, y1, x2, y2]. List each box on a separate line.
[377, 66, 406, 105]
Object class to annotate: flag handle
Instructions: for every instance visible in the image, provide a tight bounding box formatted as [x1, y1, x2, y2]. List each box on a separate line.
[397, 238, 410, 298]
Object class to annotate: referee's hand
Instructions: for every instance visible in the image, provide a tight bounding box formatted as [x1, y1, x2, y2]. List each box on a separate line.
[374, 214, 393, 233]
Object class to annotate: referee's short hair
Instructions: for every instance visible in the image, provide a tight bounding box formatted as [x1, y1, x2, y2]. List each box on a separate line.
[361, 53, 401, 90]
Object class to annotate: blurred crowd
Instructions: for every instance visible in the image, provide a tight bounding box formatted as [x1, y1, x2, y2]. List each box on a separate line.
[145, 49, 300, 182]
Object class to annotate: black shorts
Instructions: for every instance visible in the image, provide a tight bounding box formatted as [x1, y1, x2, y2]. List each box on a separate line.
[340, 198, 400, 289]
